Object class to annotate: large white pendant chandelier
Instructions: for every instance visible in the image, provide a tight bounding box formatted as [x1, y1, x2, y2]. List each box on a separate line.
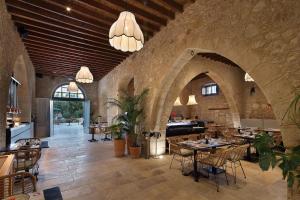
[187, 95, 198, 105]
[244, 73, 254, 82]
[109, 11, 144, 52]
[67, 81, 79, 92]
[173, 97, 182, 106]
[76, 66, 93, 83]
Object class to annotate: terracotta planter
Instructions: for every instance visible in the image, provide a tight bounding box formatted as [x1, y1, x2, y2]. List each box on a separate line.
[114, 139, 125, 157]
[126, 134, 134, 155]
[129, 146, 141, 159]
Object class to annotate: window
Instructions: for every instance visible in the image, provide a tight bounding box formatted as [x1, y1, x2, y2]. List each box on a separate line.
[53, 84, 84, 100]
[201, 83, 219, 96]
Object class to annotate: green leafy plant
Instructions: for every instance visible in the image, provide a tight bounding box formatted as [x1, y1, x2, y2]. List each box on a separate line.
[110, 123, 123, 140]
[107, 88, 149, 146]
[254, 92, 300, 187]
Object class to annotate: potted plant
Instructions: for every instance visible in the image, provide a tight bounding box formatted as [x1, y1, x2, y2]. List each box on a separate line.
[110, 123, 125, 157]
[254, 91, 300, 195]
[107, 88, 149, 158]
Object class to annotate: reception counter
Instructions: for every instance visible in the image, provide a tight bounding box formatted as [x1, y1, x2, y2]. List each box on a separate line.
[9, 123, 34, 143]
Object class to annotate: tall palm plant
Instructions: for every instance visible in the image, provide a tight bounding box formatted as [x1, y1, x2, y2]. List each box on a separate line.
[107, 88, 149, 146]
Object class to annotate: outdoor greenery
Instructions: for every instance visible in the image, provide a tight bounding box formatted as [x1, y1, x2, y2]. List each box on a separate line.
[254, 92, 300, 187]
[53, 101, 83, 119]
[107, 88, 149, 146]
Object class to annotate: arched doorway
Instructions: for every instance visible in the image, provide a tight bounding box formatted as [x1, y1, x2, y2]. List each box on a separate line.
[50, 83, 89, 136]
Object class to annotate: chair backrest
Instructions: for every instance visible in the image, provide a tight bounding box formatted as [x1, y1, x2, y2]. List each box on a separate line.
[213, 148, 234, 167]
[230, 144, 249, 162]
[13, 149, 41, 171]
[168, 137, 185, 154]
[0, 172, 36, 199]
[15, 138, 41, 146]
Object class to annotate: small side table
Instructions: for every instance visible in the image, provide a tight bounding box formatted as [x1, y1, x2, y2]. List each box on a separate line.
[88, 126, 98, 142]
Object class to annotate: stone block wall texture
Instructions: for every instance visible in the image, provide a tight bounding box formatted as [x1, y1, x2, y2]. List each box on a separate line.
[35, 75, 99, 117]
[0, 2, 35, 147]
[98, 0, 300, 151]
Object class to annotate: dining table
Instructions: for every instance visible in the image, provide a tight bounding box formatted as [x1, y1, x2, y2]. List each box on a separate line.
[178, 138, 232, 182]
[233, 133, 257, 161]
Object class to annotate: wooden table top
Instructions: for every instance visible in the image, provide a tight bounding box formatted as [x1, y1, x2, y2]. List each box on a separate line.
[178, 138, 232, 150]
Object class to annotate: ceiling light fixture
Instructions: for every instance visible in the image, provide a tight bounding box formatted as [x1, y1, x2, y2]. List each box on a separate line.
[66, 6, 71, 12]
[187, 95, 198, 105]
[173, 97, 182, 106]
[75, 66, 93, 83]
[109, 11, 144, 52]
[67, 81, 79, 92]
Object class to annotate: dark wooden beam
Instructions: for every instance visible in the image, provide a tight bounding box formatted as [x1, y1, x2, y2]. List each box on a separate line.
[132, 0, 175, 19]
[23, 39, 126, 62]
[104, 0, 167, 26]
[26, 45, 124, 63]
[6, 1, 107, 35]
[163, 0, 183, 12]
[27, 50, 120, 65]
[75, 0, 160, 32]
[24, 35, 128, 59]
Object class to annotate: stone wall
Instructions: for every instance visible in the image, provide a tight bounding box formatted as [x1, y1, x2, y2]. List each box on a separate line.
[98, 0, 300, 151]
[35, 75, 99, 117]
[0, 1, 35, 147]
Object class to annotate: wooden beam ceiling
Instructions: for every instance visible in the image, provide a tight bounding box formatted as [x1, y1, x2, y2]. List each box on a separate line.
[5, 0, 192, 80]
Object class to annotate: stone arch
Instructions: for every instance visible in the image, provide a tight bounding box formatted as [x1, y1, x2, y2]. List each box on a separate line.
[13, 55, 31, 122]
[152, 55, 244, 132]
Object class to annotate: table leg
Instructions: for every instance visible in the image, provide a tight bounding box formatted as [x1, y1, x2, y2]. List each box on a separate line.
[89, 133, 98, 142]
[193, 149, 199, 182]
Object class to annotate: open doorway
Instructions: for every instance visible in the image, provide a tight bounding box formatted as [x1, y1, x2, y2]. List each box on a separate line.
[50, 84, 89, 137]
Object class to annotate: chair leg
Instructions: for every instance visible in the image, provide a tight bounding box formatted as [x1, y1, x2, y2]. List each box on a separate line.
[239, 160, 246, 179]
[234, 162, 237, 184]
[169, 154, 175, 169]
[223, 166, 229, 185]
[181, 157, 186, 172]
[214, 173, 219, 192]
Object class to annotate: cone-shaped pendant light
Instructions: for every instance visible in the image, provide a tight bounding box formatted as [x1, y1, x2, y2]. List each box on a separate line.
[76, 66, 93, 83]
[109, 11, 144, 52]
[173, 97, 182, 106]
[67, 81, 79, 92]
[187, 95, 197, 105]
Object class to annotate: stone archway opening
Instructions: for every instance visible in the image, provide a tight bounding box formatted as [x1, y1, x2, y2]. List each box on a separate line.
[150, 52, 280, 155]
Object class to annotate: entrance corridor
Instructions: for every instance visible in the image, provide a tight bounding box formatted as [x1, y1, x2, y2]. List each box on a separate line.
[38, 130, 286, 200]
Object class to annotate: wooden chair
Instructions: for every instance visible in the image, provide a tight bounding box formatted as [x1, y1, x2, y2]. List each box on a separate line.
[10, 149, 41, 180]
[169, 137, 193, 172]
[0, 172, 36, 199]
[197, 147, 233, 191]
[227, 144, 248, 183]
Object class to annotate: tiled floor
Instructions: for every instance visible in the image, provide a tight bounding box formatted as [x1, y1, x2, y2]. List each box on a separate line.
[37, 126, 287, 200]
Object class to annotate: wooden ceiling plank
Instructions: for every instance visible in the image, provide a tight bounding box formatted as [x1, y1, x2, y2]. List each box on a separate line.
[30, 56, 116, 69]
[13, 18, 109, 45]
[76, 0, 160, 32]
[25, 35, 128, 58]
[24, 39, 126, 61]
[26, 45, 123, 63]
[27, 50, 120, 65]
[132, 0, 175, 19]
[6, 1, 107, 35]
[162, 0, 183, 12]
[104, 0, 167, 26]
[20, 25, 115, 51]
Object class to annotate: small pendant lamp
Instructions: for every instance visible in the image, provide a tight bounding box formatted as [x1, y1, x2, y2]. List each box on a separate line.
[67, 81, 79, 92]
[109, 11, 144, 52]
[76, 66, 93, 83]
[173, 97, 182, 106]
[187, 95, 197, 105]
